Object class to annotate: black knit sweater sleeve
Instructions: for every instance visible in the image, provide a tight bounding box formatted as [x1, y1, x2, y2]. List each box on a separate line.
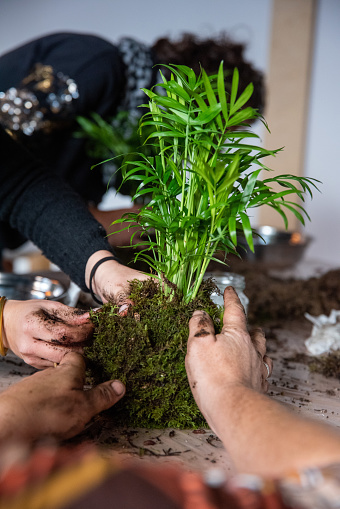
[0, 127, 115, 290]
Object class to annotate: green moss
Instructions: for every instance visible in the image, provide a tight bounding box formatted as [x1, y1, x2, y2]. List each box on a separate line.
[85, 278, 222, 429]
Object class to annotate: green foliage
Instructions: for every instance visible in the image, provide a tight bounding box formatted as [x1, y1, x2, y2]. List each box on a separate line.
[110, 63, 319, 303]
[86, 278, 221, 429]
[75, 111, 151, 201]
[76, 110, 139, 159]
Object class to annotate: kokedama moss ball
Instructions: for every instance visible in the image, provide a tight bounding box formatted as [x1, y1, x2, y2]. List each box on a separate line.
[85, 278, 222, 429]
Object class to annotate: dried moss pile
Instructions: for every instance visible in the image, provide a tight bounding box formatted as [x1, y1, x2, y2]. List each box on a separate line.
[85, 278, 222, 429]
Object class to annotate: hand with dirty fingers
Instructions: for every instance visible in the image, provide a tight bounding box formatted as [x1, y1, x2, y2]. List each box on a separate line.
[186, 286, 340, 478]
[186, 286, 273, 437]
[0, 352, 125, 443]
[2, 300, 94, 369]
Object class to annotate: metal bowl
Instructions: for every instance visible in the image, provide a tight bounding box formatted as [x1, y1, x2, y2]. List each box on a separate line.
[0, 273, 69, 302]
[238, 226, 312, 267]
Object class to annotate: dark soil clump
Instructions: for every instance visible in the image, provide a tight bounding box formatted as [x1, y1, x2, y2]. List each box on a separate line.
[233, 267, 340, 324]
[233, 265, 340, 378]
[309, 352, 340, 379]
[85, 278, 221, 429]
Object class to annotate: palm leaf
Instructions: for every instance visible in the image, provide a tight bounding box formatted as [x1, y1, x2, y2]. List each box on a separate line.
[95, 62, 320, 302]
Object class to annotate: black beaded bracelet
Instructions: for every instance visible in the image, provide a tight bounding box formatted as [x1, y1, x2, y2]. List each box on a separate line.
[89, 256, 119, 305]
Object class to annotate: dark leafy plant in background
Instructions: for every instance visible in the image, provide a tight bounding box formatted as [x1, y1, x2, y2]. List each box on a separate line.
[76, 110, 139, 160]
[111, 63, 318, 303]
[76, 111, 150, 201]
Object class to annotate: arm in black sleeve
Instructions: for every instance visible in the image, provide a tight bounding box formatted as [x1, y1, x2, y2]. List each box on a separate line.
[0, 127, 116, 291]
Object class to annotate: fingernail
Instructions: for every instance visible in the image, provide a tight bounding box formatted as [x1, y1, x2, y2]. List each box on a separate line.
[111, 380, 125, 396]
[119, 304, 129, 313]
[93, 307, 101, 312]
[192, 310, 203, 317]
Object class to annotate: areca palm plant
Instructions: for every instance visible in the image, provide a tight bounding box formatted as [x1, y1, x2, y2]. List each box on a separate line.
[86, 63, 319, 428]
[111, 63, 318, 303]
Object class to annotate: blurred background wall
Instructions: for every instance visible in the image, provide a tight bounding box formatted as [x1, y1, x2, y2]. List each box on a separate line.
[0, 0, 339, 267]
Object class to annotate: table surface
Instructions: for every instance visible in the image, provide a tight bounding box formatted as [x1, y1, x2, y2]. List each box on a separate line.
[1, 316, 339, 476]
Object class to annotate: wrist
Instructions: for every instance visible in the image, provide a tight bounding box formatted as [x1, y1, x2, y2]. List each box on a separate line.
[85, 250, 121, 303]
[0, 297, 8, 353]
[1, 299, 17, 352]
[199, 382, 256, 440]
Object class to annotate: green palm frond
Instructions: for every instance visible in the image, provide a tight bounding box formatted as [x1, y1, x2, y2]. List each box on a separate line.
[107, 63, 320, 303]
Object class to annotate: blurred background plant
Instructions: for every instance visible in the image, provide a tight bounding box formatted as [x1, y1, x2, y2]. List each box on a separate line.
[76, 110, 151, 203]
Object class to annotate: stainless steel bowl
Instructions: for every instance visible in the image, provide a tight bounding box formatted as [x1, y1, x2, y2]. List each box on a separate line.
[238, 226, 312, 267]
[0, 273, 69, 302]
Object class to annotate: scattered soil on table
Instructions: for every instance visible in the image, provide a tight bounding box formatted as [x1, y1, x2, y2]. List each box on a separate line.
[233, 265, 340, 378]
[309, 352, 340, 379]
[234, 267, 340, 324]
[284, 349, 340, 380]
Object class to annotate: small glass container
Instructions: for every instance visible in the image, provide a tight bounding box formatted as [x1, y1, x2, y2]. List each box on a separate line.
[204, 272, 249, 314]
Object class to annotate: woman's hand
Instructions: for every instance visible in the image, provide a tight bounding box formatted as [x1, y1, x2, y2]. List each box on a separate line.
[0, 352, 125, 442]
[185, 286, 273, 434]
[85, 250, 150, 306]
[3, 300, 94, 369]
